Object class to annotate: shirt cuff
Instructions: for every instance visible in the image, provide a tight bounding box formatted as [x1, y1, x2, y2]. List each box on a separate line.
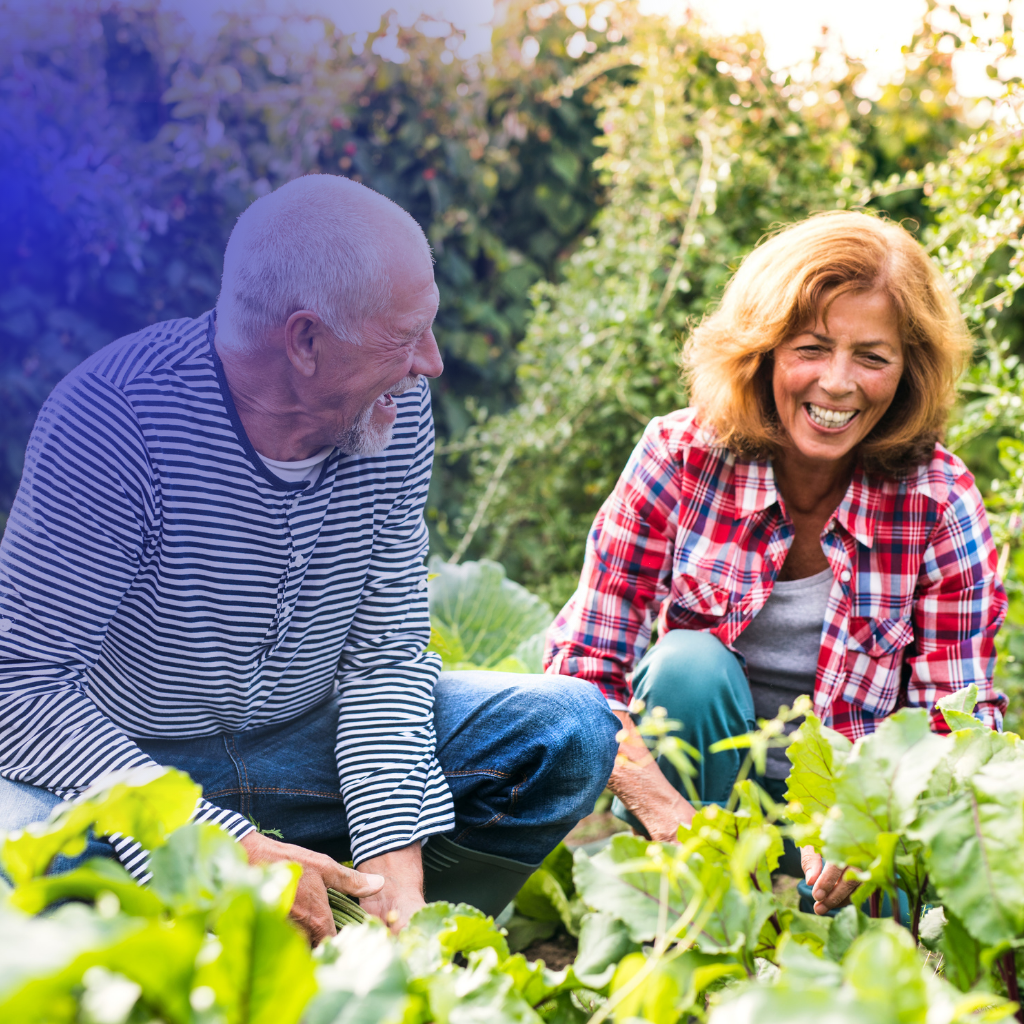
[109, 797, 255, 882]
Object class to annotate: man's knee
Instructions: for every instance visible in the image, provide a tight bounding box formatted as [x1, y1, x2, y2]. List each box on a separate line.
[633, 630, 744, 717]
[521, 678, 618, 789]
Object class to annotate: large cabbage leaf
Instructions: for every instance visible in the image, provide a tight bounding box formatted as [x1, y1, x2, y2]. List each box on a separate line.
[427, 558, 553, 672]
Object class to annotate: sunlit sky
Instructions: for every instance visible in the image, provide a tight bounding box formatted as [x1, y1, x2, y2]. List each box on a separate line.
[162, 0, 1019, 96]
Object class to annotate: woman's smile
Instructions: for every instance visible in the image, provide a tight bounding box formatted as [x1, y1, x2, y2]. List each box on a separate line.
[804, 403, 859, 430]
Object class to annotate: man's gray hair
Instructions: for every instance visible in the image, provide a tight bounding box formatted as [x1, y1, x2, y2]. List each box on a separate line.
[216, 175, 422, 352]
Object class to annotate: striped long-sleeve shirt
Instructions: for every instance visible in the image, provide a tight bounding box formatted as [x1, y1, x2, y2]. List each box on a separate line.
[0, 312, 454, 872]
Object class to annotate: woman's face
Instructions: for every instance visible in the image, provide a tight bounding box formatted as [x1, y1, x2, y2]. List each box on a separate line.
[772, 288, 904, 469]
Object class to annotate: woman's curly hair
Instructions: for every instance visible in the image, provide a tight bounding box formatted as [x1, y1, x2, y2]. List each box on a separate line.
[682, 210, 973, 477]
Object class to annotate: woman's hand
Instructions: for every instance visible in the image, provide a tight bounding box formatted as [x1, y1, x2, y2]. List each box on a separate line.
[607, 710, 696, 842]
[800, 845, 860, 915]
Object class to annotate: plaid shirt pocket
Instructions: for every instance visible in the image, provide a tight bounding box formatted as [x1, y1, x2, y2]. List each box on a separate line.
[843, 614, 916, 715]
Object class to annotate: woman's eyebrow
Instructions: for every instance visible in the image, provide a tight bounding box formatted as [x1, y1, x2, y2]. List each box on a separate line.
[809, 332, 892, 347]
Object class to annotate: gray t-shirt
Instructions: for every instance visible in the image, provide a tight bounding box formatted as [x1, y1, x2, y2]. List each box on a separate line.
[732, 567, 833, 780]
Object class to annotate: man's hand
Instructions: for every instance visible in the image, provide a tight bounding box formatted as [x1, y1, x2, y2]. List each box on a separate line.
[800, 846, 860, 915]
[607, 710, 696, 843]
[241, 831, 384, 945]
[357, 841, 427, 933]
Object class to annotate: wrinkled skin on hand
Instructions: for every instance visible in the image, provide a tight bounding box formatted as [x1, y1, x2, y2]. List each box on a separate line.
[801, 845, 860, 915]
[241, 831, 385, 944]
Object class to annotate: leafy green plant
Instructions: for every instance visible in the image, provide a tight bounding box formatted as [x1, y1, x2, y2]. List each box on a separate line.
[5, 688, 1024, 1023]
[427, 556, 553, 672]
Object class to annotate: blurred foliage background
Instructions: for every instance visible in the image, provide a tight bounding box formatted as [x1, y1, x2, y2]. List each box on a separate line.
[1, 0, 1022, 723]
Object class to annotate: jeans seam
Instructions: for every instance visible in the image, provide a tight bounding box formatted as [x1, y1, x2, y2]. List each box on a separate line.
[222, 735, 250, 815]
[445, 769, 511, 778]
[509, 773, 528, 809]
[456, 811, 506, 844]
[205, 786, 345, 801]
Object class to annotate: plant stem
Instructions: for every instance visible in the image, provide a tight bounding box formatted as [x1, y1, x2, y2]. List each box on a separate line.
[869, 892, 881, 919]
[910, 877, 926, 944]
[998, 950, 1022, 1022]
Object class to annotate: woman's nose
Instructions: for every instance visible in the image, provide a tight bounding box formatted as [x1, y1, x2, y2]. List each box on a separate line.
[819, 354, 855, 396]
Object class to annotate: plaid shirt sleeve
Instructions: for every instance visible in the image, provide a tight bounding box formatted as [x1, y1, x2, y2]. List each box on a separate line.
[906, 470, 1008, 732]
[543, 421, 679, 703]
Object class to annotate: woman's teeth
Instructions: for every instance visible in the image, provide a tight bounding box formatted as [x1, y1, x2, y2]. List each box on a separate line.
[807, 403, 857, 428]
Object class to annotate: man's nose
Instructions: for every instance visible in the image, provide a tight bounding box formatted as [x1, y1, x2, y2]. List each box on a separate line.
[413, 328, 444, 379]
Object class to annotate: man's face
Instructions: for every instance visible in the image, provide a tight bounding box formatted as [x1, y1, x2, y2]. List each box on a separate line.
[317, 243, 443, 455]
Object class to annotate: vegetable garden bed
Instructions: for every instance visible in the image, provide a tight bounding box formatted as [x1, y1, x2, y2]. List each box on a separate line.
[2, 683, 1022, 1023]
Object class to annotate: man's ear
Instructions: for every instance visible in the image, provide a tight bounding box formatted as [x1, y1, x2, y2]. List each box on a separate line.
[284, 310, 322, 377]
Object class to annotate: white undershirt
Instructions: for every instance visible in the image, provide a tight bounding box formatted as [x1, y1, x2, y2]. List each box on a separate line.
[256, 446, 334, 485]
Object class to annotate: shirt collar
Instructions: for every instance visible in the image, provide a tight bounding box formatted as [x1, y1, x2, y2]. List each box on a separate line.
[732, 454, 880, 548]
[732, 456, 780, 518]
[831, 464, 880, 548]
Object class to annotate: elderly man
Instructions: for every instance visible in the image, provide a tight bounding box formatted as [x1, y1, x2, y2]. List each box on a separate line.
[0, 175, 618, 941]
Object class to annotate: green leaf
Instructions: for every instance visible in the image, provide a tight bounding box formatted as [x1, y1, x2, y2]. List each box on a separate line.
[917, 907, 983, 993]
[708, 922, 993, 1024]
[147, 822, 252, 913]
[427, 558, 552, 669]
[400, 903, 509, 977]
[0, 903, 133, 1006]
[680, 781, 784, 893]
[572, 835, 675, 943]
[501, 913, 558, 954]
[572, 912, 640, 990]
[8, 858, 165, 917]
[823, 906, 878, 964]
[924, 726, 1020, 802]
[305, 923, 410, 1024]
[0, 767, 201, 885]
[784, 713, 853, 849]
[499, 952, 575, 1007]
[909, 759, 1024, 946]
[196, 887, 316, 1024]
[935, 683, 979, 716]
[513, 846, 578, 935]
[610, 949, 744, 1024]
[822, 709, 947, 872]
[448, 946, 543, 1024]
[573, 835, 770, 958]
[777, 907, 833, 958]
[0, 909, 205, 1024]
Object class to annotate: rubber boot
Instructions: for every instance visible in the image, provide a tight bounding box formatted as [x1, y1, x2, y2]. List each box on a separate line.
[422, 834, 539, 917]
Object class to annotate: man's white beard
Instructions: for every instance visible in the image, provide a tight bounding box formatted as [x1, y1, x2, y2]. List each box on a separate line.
[336, 375, 420, 456]
[337, 402, 394, 456]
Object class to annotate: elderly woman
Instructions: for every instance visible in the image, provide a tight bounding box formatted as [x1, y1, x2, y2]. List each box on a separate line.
[545, 211, 1006, 914]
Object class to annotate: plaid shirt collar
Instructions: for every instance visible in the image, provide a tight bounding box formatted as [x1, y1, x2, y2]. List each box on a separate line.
[732, 455, 880, 548]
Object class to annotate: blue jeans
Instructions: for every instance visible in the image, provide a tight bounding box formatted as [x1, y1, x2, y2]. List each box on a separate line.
[0, 671, 619, 876]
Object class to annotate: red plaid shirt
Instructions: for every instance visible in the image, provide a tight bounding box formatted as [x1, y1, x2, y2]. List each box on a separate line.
[544, 408, 1007, 740]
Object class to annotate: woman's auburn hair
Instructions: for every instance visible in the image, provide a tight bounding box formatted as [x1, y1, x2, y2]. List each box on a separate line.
[681, 210, 973, 477]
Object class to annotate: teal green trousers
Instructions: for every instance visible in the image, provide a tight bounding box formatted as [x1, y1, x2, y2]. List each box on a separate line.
[610, 629, 801, 876]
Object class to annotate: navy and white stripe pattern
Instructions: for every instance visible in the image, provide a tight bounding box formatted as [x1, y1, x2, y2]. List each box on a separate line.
[0, 312, 454, 874]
